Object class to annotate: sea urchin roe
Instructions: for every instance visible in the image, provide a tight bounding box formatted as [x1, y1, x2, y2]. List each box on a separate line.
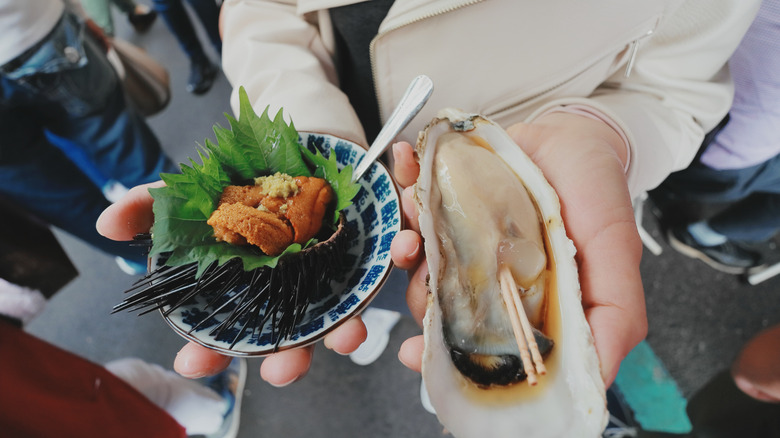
[209, 203, 294, 255]
[207, 174, 334, 256]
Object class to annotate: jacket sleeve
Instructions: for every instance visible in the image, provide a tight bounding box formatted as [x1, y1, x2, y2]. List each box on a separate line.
[220, 0, 367, 147]
[529, 0, 761, 197]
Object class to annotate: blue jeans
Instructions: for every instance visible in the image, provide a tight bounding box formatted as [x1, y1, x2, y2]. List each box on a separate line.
[153, 0, 222, 63]
[662, 153, 780, 242]
[0, 13, 176, 263]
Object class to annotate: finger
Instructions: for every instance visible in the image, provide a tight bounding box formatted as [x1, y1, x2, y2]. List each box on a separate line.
[392, 142, 419, 188]
[96, 181, 165, 240]
[398, 335, 425, 373]
[406, 260, 429, 326]
[390, 229, 423, 271]
[323, 315, 367, 355]
[402, 186, 419, 232]
[576, 202, 645, 386]
[575, 184, 645, 387]
[586, 304, 646, 387]
[260, 346, 314, 387]
[174, 342, 233, 378]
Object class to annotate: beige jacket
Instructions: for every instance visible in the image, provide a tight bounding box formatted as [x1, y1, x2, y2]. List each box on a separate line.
[221, 0, 760, 196]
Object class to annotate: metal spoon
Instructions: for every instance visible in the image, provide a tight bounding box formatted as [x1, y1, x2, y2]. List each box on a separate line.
[351, 75, 434, 183]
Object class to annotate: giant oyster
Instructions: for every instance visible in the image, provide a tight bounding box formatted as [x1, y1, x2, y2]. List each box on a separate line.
[415, 109, 607, 437]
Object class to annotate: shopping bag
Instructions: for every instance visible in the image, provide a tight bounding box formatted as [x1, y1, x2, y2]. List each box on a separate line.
[0, 200, 78, 299]
[106, 38, 171, 117]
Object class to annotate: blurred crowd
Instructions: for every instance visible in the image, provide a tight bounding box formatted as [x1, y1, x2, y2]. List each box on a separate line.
[1, 0, 778, 437]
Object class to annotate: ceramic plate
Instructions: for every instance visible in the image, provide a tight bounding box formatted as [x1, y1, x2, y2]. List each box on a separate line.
[161, 132, 402, 356]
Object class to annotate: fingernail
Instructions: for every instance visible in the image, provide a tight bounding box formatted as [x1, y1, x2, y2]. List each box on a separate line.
[177, 366, 206, 379]
[174, 352, 207, 379]
[95, 209, 109, 235]
[392, 142, 399, 156]
[397, 351, 413, 370]
[323, 338, 350, 356]
[406, 242, 420, 261]
[269, 376, 299, 388]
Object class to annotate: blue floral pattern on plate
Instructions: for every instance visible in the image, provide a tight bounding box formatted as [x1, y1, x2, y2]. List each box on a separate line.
[162, 133, 402, 356]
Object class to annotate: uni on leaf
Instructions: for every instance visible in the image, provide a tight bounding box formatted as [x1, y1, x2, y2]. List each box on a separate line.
[114, 87, 369, 351]
[148, 86, 361, 277]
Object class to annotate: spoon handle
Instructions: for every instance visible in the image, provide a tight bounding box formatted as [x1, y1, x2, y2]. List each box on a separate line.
[352, 75, 434, 183]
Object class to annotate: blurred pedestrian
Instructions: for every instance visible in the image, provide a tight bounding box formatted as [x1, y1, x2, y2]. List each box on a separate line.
[0, 299, 246, 438]
[664, 324, 780, 438]
[652, 0, 780, 274]
[0, 197, 246, 438]
[152, 0, 222, 94]
[80, 0, 158, 36]
[637, 324, 780, 438]
[0, 0, 178, 274]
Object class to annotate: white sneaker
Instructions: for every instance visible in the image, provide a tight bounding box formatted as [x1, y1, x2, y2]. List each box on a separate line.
[349, 307, 401, 366]
[203, 358, 247, 438]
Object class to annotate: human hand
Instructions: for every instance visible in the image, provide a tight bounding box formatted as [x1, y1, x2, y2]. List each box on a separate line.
[389, 111, 647, 387]
[96, 182, 368, 386]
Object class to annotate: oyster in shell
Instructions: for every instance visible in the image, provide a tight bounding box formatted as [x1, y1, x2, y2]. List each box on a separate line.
[415, 109, 607, 437]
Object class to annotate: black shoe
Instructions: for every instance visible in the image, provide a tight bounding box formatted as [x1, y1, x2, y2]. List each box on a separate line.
[647, 185, 698, 230]
[667, 226, 764, 274]
[128, 8, 157, 34]
[187, 60, 218, 95]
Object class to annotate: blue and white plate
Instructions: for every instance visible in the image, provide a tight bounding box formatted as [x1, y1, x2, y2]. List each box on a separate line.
[161, 132, 402, 356]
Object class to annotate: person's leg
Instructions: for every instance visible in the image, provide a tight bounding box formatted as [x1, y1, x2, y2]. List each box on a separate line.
[661, 161, 774, 272]
[708, 154, 780, 242]
[0, 121, 149, 263]
[80, 0, 117, 36]
[152, 0, 218, 94]
[40, 33, 176, 190]
[709, 193, 780, 242]
[183, 0, 222, 55]
[0, 22, 168, 264]
[111, 0, 138, 14]
[659, 163, 749, 205]
[112, 0, 159, 33]
[152, 0, 207, 62]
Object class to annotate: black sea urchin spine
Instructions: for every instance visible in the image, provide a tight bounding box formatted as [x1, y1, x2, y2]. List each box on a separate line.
[114, 215, 351, 351]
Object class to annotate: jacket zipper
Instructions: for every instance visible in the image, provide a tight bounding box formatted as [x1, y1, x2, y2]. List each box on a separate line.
[369, 0, 485, 121]
[624, 19, 659, 78]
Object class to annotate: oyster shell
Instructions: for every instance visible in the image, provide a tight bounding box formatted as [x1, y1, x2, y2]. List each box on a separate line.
[415, 109, 607, 437]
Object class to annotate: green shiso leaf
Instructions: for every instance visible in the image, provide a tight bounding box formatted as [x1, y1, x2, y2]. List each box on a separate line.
[300, 147, 362, 224]
[149, 86, 361, 277]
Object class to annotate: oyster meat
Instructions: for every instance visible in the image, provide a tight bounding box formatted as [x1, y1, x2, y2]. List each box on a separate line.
[415, 109, 607, 438]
